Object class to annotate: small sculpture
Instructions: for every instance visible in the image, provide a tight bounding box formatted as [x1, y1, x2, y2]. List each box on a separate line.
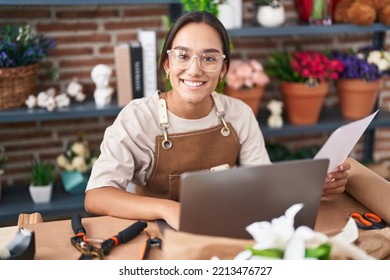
[267, 99, 284, 128]
[91, 64, 114, 107]
[66, 78, 86, 102]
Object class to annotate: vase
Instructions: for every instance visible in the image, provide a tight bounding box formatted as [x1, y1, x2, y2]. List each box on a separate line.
[61, 171, 90, 194]
[280, 82, 329, 125]
[257, 3, 285, 27]
[336, 79, 381, 120]
[224, 86, 265, 116]
[29, 183, 53, 204]
[218, 0, 242, 29]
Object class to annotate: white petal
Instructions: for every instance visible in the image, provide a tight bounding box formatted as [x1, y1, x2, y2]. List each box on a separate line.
[284, 236, 306, 259]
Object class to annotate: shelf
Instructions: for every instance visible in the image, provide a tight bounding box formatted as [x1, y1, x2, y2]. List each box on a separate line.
[0, 99, 121, 123]
[0, 0, 180, 5]
[0, 183, 86, 226]
[258, 108, 390, 137]
[227, 23, 389, 38]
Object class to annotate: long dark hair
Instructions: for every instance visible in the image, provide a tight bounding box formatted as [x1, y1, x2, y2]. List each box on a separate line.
[159, 11, 231, 80]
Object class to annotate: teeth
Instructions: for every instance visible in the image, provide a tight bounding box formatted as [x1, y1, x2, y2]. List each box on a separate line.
[183, 80, 204, 87]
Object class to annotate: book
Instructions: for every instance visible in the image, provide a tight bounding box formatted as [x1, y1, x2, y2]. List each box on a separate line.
[130, 41, 144, 99]
[137, 29, 158, 98]
[114, 43, 133, 107]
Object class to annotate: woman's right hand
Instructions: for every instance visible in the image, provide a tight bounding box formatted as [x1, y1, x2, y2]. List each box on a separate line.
[161, 200, 181, 230]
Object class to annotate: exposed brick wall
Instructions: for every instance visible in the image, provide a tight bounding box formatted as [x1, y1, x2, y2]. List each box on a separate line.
[1, 0, 390, 188]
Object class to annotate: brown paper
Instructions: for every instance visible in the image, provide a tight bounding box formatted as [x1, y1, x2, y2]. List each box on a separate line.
[161, 230, 253, 260]
[345, 158, 390, 225]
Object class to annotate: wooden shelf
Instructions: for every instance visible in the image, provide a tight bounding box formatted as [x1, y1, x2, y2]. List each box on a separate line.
[227, 23, 389, 38]
[258, 107, 390, 137]
[0, 0, 180, 5]
[0, 99, 121, 123]
[0, 183, 86, 227]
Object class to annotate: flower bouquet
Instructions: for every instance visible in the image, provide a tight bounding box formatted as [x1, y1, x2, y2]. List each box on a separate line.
[331, 48, 390, 120]
[0, 23, 55, 110]
[265, 50, 343, 125]
[224, 59, 270, 115]
[234, 203, 374, 260]
[56, 140, 99, 194]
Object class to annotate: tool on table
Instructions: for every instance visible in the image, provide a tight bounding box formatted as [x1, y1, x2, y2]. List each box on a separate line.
[349, 212, 386, 230]
[70, 214, 147, 260]
[139, 231, 162, 260]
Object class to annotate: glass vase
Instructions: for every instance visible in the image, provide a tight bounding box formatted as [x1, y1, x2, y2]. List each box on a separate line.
[309, 0, 332, 25]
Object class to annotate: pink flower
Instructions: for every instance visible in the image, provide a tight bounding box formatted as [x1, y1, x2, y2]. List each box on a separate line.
[226, 59, 270, 90]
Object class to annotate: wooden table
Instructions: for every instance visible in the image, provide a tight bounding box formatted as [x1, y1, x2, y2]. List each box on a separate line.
[0, 192, 371, 260]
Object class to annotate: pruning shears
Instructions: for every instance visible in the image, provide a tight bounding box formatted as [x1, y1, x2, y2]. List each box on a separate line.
[70, 214, 147, 260]
[349, 212, 387, 230]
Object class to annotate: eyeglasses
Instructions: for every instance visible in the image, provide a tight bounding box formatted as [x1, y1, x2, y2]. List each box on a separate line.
[166, 49, 226, 72]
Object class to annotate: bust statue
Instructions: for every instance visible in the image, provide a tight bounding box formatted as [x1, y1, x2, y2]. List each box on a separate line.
[91, 64, 114, 107]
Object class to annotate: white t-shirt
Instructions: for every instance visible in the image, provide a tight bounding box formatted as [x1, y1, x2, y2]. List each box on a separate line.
[86, 91, 270, 191]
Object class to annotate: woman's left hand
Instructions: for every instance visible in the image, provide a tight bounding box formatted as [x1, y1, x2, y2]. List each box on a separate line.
[322, 161, 351, 196]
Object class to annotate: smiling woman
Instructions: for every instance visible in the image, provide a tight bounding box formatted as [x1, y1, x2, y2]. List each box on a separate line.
[83, 11, 272, 230]
[82, 11, 349, 232]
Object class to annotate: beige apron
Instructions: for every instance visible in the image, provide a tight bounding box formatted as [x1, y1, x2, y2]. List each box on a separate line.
[136, 92, 240, 201]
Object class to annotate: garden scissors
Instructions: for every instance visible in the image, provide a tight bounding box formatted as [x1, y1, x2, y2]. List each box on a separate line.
[70, 214, 147, 260]
[349, 212, 386, 230]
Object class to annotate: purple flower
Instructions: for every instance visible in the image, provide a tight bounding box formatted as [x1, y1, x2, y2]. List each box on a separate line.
[332, 50, 382, 81]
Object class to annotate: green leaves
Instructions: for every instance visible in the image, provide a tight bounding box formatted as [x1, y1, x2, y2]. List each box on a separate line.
[265, 51, 302, 83]
[0, 23, 55, 67]
[30, 160, 56, 186]
[180, 0, 222, 17]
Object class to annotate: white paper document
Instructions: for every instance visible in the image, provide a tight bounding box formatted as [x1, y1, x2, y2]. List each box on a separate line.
[314, 110, 379, 173]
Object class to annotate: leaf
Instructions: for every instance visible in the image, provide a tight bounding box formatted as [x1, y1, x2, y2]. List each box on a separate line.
[305, 243, 331, 260]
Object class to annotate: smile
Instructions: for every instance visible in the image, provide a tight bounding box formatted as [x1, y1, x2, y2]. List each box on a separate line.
[183, 80, 205, 87]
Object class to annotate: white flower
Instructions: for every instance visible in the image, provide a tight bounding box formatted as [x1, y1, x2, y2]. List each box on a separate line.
[71, 156, 88, 173]
[367, 50, 390, 72]
[246, 203, 303, 250]
[71, 142, 88, 158]
[235, 203, 332, 260]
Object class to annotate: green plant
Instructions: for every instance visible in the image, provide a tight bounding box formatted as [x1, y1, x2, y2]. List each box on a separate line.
[0, 23, 55, 67]
[181, 0, 224, 16]
[30, 159, 56, 186]
[255, 0, 278, 6]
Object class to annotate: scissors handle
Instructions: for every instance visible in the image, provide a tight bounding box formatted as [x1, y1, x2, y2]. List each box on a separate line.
[350, 212, 385, 230]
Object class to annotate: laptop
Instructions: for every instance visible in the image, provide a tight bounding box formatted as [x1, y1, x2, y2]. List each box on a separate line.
[162, 158, 329, 239]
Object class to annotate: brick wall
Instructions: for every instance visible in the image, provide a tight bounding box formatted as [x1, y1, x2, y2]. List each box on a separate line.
[1, 0, 390, 188]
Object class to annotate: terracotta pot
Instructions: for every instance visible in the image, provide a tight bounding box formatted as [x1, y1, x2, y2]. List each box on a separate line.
[336, 79, 381, 120]
[224, 85, 265, 116]
[280, 82, 329, 125]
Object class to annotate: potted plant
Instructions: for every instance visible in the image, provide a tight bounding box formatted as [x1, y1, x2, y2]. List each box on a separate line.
[224, 59, 270, 115]
[332, 48, 390, 120]
[56, 140, 99, 194]
[0, 23, 55, 110]
[255, 0, 286, 27]
[29, 159, 57, 204]
[265, 49, 344, 125]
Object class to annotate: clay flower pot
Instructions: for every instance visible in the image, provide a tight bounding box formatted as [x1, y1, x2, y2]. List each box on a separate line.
[280, 82, 329, 125]
[336, 79, 382, 120]
[224, 85, 265, 116]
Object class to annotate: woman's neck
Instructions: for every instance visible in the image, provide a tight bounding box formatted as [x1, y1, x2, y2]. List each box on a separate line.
[165, 91, 214, 119]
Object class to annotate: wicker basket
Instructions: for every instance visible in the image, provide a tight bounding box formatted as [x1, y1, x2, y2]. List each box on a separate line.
[0, 63, 40, 110]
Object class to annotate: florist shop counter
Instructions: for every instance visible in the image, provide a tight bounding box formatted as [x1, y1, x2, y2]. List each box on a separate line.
[2, 190, 390, 260]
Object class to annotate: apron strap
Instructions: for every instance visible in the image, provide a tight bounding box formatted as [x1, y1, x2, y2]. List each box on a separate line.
[157, 98, 172, 150]
[157, 92, 231, 150]
[211, 92, 230, 137]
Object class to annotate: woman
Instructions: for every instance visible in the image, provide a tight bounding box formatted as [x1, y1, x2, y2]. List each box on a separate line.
[85, 11, 349, 230]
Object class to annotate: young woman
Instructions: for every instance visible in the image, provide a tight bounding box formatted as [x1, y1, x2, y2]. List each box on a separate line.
[85, 11, 350, 230]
